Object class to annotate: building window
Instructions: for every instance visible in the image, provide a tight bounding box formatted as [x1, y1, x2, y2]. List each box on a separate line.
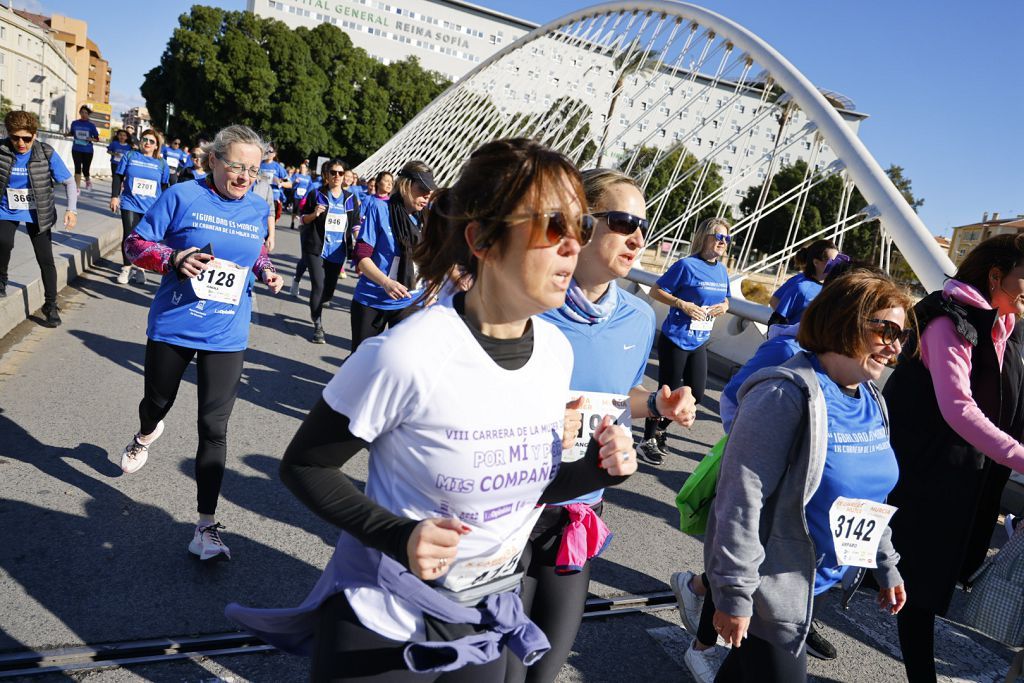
[659, 129, 666, 138]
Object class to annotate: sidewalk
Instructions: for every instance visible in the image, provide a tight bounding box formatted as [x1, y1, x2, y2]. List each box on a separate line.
[0, 185, 123, 338]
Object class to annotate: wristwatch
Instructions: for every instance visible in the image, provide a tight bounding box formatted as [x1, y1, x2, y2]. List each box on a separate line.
[647, 391, 662, 418]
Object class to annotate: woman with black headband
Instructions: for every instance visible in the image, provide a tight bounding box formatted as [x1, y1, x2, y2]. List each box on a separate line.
[349, 161, 435, 350]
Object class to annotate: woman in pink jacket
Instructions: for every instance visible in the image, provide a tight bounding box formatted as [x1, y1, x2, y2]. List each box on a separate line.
[883, 233, 1024, 682]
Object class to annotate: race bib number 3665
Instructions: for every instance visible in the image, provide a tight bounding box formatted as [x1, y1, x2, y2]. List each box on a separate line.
[828, 497, 897, 568]
[6, 187, 35, 211]
[191, 258, 248, 305]
[568, 391, 631, 463]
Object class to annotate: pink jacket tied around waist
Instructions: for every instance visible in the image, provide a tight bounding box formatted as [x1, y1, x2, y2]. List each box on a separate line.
[555, 503, 613, 575]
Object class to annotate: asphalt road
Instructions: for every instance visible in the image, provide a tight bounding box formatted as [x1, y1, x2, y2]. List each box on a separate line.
[0, 193, 1016, 682]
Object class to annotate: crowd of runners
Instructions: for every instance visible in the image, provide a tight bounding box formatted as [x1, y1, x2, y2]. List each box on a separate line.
[2, 108, 1023, 683]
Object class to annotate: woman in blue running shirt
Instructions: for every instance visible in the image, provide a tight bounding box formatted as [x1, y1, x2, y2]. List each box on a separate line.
[768, 239, 840, 326]
[110, 128, 170, 285]
[106, 129, 132, 193]
[288, 162, 311, 230]
[505, 169, 698, 683]
[119, 125, 284, 562]
[349, 160, 434, 350]
[69, 105, 99, 191]
[638, 217, 731, 465]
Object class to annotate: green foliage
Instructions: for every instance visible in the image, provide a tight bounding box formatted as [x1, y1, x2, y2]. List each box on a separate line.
[0, 95, 12, 118]
[534, 96, 597, 166]
[141, 5, 450, 165]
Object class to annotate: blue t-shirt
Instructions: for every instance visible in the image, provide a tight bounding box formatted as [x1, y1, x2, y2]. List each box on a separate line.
[107, 141, 132, 166]
[721, 326, 802, 433]
[318, 188, 357, 264]
[70, 120, 99, 150]
[161, 146, 189, 173]
[116, 151, 170, 215]
[291, 173, 312, 201]
[0, 148, 72, 223]
[259, 161, 288, 202]
[804, 354, 899, 595]
[542, 288, 655, 506]
[352, 199, 422, 310]
[134, 179, 270, 352]
[774, 273, 822, 324]
[657, 255, 730, 350]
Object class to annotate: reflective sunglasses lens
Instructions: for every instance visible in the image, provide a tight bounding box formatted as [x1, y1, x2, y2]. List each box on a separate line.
[606, 212, 648, 238]
[542, 212, 566, 246]
[714, 233, 731, 244]
[580, 214, 594, 246]
[13, 135, 33, 143]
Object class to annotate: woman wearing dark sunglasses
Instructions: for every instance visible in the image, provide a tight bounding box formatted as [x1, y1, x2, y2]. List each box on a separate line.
[706, 271, 912, 683]
[503, 169, 697, 683]
[110, 128, 171, 285]
[883, 234, 1024, 683]
[228, 138, 637, 680]
[639, 217, 732, 465]
[768, 239, 840, 326]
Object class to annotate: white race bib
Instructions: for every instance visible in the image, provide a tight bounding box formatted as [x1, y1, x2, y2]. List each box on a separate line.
[568, 391, 632, 463]
[131, 177, 157, 198]
[74, 129, 89, 141]
[166, 156, 179, 169]
[190, 258, 248, 305]
[689, 307, 715, 332]
[295, 187, 307, 198]
[113, 153, 124, 162]
[441, 507, 542, 592]
[6, 187, 35, 211]
[828, 497, 897, 568]
[325, 211, 347, 233]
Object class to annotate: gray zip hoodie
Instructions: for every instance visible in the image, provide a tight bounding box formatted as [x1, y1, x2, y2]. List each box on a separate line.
[704, 351, 903, 655]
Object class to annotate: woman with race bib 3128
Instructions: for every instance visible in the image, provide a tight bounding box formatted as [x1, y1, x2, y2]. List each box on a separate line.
[119, 124, 284, 561]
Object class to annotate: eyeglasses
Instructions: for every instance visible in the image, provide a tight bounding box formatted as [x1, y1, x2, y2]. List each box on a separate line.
[215, 153, 260, 178]
[712, 233, 732, 244]
[501, 211, 594, 248]
[592, 211, 649, 239]
[824, 253, 851, 275]
[9, 134, 34, 143]
[141, 137, 157, 145]
[866, 318, 911, 347]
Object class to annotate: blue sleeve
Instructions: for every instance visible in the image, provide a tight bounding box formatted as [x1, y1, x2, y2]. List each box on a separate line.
[161, 161, 171, 185]
[276, 164, 287, 180]
[115, 152, 129, 176]
[656, 258, 688, 294]
[134, 188, 179, 242]
[360, 203, 383, 248]
[49, 152, 72, 183]
[107, 143, 115, 153]
[633, 306, 656, 387]
[724, 266, 732, 298]
[91, 123, 99, 137]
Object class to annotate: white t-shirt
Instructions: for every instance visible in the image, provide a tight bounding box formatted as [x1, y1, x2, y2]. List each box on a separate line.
[322, 303, 574, 641]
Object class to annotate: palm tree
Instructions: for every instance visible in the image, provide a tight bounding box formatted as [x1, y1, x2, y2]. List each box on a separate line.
[595, 38, 660, 167]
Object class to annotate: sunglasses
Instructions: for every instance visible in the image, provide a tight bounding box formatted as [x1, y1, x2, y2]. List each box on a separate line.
[10, 134, 34, 143]
[501, 211, 594, 248]
[712, 233, 732, 244]
[824, 252, 851, 275]
[866, 318, 911, 347]
[327, 169, 346, 177]
[141, 137, 157, 145]
[592, 211, 649, 239]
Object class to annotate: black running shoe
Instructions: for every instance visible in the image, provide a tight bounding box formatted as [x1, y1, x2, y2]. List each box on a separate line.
[636, 438, 665, 466]
[41, 303, 61, 328]
[0, 280, 6, 297]
[806, 621, 837, 660]
[311, 323, 325, 344]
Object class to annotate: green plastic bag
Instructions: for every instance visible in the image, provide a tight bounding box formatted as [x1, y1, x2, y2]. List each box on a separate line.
[676, 435, 728, 536]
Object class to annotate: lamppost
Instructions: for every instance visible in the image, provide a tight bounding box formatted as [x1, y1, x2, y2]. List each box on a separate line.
[30, 73, 46, 121]
[165, 102, 175, 136]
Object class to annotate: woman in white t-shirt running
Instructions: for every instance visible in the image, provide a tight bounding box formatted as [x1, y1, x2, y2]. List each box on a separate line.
[228, 139, 638, 681]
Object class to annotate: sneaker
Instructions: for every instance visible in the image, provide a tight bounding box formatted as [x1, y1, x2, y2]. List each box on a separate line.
[85, 179, 93, 191]
[188, 522, 231, 561]
[805, 620, 837, 660]
[671, 571, 704, 636]
[636, 438, 664, 466]
[0, 281, 6, 297]
[339, 270, 347, 279]
[1006, 514, 1019, 540]
[116, 266, 132, 284]
[131, 267, 146, 284]
[120, 420, 164, 474]
[311, 322, 325, 344]
[655, 430, 669, 456]
[290, 278, 300, 297]
[40, 303, 61, 328]
[683, 641, 728, 683]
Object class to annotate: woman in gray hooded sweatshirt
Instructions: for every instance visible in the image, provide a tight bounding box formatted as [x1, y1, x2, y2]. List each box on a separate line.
[705, 271, 911, 682]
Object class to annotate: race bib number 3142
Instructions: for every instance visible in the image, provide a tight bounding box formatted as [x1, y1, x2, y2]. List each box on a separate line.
[828, 497, 897, 568]
[190, 258, 248, 305]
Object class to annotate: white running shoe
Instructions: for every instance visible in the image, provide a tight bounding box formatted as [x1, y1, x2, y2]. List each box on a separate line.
[131, 267, 146, 284]
[683, 640, 728, 683]
[120, 421, 164, 474]
[290, 278, 300, 297]
[189, 522, 231, 561]
[671, 571, 704, 636]
[116, 266, 132, 284]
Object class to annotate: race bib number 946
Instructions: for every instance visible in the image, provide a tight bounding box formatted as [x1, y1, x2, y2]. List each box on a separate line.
[6, 187, 35, 211]
[828, 497, 897, 568]
[191, 258, 248, 305]
[568, 391, 631, 463]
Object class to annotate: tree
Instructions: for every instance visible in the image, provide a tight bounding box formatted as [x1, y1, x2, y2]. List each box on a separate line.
[533, 96, 597, 166]
[596, 40, 661, 167]
[843, 165, 924, 264]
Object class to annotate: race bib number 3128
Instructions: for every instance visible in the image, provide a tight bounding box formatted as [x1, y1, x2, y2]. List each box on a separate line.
[190, 258, 248, 305]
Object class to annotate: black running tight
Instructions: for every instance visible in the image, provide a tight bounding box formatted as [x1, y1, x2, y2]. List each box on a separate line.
[0, 220, 58, 303]
[349, 300, 406, 351]
[120, 210, 143, 266]
[896, 605, 937, 682]
[306, 254, 343, 323]
[311, 592, 508, 682]
[71, 150, 93, 179]
[644, 335, 708, 439]
[137, 339, 244, 515]
[715, 630, 806, 682]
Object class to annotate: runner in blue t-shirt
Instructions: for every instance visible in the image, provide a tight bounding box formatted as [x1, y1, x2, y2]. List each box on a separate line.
[119, 124, 284, 562]
[258, 146, 291, 223]
[288, 162, 311, 230]
[160, 138, 189, 186]
[639, 217, 732, 466]
[109, 128, 170, 284]
[0, 110, 78, 325]
[69, 105, 99, 191]
[508, 169, 698, 683]
[349, 161, 434, 350]
[106, 129, 132, 193]
[769, 239, 840, 326]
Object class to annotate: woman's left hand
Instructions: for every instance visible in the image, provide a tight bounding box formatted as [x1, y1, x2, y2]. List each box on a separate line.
[877, 584, 907, 615]
[655, 384, 696, 427]
[713, 610, 750, 647]
[708, 302, 728, 317]
[562, 396, 584, 453]
[264, 272, 284, 294]
[594, 415, 636, 477]
[63, 211, 77, 230]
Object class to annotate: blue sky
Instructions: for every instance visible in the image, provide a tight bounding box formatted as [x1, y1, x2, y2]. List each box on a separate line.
[14, 0, 1022, 236]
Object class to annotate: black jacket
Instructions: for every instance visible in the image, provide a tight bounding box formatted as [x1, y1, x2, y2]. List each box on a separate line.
[884, 290, 1024, 615]
[299, 187, 360, 259]
[0, 140, 58, 231]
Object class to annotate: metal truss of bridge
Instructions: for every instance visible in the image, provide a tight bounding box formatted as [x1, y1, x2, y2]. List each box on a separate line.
[356, 1, 952, 292]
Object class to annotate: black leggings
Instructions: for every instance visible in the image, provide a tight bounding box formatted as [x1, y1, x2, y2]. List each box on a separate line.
[71, 150, 93, 179]
[120, 210, 143, 266]
[896, 605, 937, 683]
[311, 592, 508, 682]
[138, 339, 245, 516]
[0, 220, 57, 303]
[715, 630, 806, 683]
[307, 254, 343, 323]
[504, 505, 598, 683]
[644, 335, 708, 439]
[350, 300, 406, 351]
